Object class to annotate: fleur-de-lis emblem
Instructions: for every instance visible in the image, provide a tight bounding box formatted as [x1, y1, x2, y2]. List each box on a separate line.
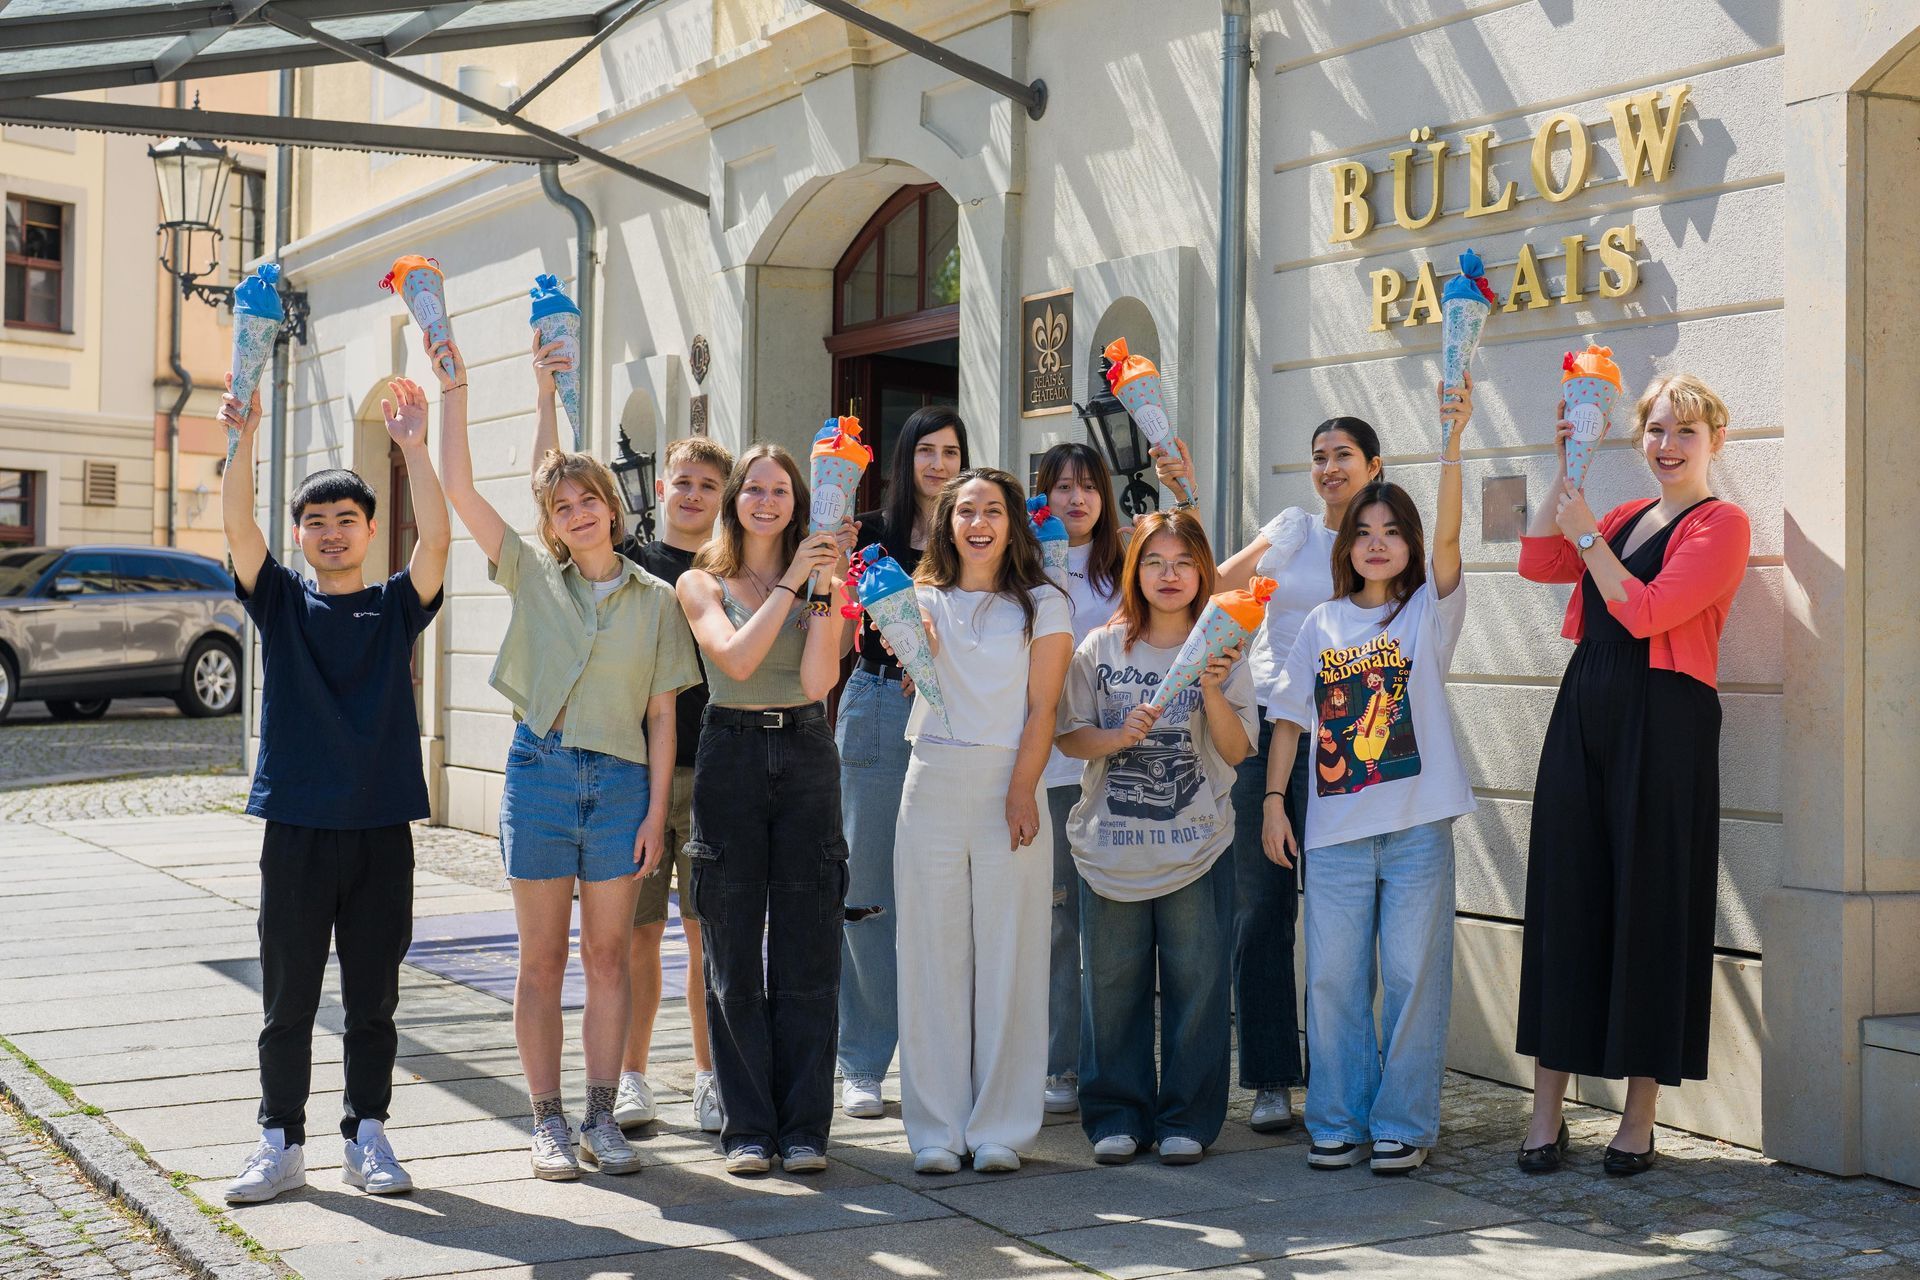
[1031, 304, 1067, 374]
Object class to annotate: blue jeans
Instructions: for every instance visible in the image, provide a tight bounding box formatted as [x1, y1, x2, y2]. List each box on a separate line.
[835, 668, 913, 1083]
[1078, 859, 1232, 1147]
[1302, 819, 1456, 1149]
[499, 722, 651, 882]
[1227, 719, 1306, 1088]
[1046, 784, 1083, 1082]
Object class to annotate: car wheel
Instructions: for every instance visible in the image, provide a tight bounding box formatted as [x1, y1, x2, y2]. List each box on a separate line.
[46, 699, 111, 721]
[0, 651, 14, 723]
[177, 638, 240, 717]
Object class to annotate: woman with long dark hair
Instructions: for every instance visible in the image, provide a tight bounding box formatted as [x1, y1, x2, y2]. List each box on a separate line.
[1032, 441, 1128, 1116]
[677, 444, 853, 1176]
[1513, 375, 1749, 1176]
[895, 468, 1072, 1175]
[1260, 380, 1476, 1176]
[1154, 418, 1383, 1133]
[835, 408, 970, 1118]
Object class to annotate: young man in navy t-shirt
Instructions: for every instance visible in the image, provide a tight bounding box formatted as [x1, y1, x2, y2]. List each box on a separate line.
[217, 373, 450, 1205]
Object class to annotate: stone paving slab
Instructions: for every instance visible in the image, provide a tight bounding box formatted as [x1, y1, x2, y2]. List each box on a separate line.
[1170, 1223, 1705, 1279]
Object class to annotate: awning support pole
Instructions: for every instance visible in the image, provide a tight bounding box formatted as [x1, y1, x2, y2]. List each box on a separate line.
[803, 0, 1046, 119]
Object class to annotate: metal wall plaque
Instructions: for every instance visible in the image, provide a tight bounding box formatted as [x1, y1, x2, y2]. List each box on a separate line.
[1020, 288, 1073, 417]
[689, 394, 709, 436]
[1481, 474, 1528, 542]
[689, 335, 710, 385]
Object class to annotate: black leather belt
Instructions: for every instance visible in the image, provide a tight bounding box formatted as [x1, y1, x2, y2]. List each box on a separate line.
[854, 657, 903, 681]
[704, 703, 827, 731]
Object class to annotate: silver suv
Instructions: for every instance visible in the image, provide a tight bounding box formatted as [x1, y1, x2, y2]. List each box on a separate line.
[0, 546, 245, 722]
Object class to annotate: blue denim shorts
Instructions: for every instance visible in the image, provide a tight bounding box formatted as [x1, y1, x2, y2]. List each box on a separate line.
[499, 722, 650, 883]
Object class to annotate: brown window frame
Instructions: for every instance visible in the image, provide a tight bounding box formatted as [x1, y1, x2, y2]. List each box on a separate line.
[4, 196, 69, 333]
[226, 167, 268, 281]
[830, 183, 960, 337]
[0, 470, 40, 546]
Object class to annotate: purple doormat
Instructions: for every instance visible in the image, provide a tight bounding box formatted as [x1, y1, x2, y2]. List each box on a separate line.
[406, 895, 690, 1010]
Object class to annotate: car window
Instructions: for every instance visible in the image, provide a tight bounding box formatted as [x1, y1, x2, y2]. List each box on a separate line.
[0, 550, 59, 597]
[116, 553, 195, 593]
[49, 552, 117, 595]
[177, 557, 233, 591]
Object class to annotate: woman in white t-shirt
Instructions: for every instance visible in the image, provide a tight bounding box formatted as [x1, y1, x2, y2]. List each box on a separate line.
[894, 468, 1073, 1176]
[1261, 378, 1475, 1177]
[1154, 417, 1384, 1133]
[1033, 442, 1128, 1117]
[1057, 510, 1255, 1167]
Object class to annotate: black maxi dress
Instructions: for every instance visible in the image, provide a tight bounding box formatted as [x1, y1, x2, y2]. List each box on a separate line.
[1515, 500, 1723, 1085]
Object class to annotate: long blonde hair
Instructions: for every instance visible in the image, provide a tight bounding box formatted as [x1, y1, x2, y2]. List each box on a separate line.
[531, 449, 622, 562]
[695, 444, 810, 580]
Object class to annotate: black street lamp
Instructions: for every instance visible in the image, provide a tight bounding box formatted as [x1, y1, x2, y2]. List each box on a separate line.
[612, 428, 658, 541]
[1076, 356, 1159, 517]
[149, 129, 307, 341]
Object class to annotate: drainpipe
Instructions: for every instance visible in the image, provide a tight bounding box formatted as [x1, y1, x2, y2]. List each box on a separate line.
[1213, 0, 1252, 551]
[539, 162, 595, 446]
[164, 85, 191, 547]
[268, 70, 292, 565]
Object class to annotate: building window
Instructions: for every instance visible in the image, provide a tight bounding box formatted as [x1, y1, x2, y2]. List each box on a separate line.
[834, 185, 961, 331]
[226, 168, 267, 280]
[4, 197, 68, 331]
[0, 471, 39, 546]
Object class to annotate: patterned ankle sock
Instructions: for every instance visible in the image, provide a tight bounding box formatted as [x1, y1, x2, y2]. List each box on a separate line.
[584, 1080, 617, 1128]
[531, 1090, 565, 1126]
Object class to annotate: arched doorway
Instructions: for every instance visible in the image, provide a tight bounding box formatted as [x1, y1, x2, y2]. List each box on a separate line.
[825, 184, 961, 511]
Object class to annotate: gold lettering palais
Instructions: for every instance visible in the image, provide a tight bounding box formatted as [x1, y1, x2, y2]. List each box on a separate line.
[1327, 85, 1689, 333]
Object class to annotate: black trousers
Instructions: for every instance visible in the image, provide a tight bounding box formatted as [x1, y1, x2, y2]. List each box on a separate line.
[687, 705, 846, 1157]
[256, 821, 415, 1146]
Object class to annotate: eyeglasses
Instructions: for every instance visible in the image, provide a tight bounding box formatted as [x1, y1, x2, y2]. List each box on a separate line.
[1139, 556, 1199, 577]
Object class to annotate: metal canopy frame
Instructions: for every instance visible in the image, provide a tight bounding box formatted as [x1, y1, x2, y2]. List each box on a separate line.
[804, 0, 1046, 120]
[0, 0, 705, 206]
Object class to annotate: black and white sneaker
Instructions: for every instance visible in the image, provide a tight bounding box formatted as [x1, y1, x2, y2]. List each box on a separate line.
[1307, 1139, 1371, 1169]
[1369, 1140, 1428, 1175]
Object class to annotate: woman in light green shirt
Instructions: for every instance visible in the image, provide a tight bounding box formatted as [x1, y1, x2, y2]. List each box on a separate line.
[437, 339, 699, 1184]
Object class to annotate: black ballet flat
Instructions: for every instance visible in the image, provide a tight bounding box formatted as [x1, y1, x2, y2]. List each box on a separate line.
[1603, 1131, 1657, 1177]
[1515, 1120, 1570, 1174]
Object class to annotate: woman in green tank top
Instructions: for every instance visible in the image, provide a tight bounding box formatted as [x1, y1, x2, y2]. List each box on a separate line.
[674, 444, 853, 1176]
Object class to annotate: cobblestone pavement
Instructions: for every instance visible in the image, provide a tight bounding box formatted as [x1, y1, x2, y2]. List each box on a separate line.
[410, 821, 504, 891]
[0, 699, 242, 792]
[0, 1098, 192, 1280]
[0, 773, 250, 824]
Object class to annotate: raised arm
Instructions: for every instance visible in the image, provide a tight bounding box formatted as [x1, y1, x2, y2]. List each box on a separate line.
[675, 534, 838, 684]
[528, 332, 569, 471]
[218, 374, 269, 593]
[380, 377, 451, 603]
[430, 339, 508, 565]
[1433, 372, 1470, 599]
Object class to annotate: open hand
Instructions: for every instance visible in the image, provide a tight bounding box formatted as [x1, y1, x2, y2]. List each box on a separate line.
[1262, 803, 1299, 869]
[633, 814, 666, 878]
[381, 378, 430, 447]
[1005, 789, 1039, 851]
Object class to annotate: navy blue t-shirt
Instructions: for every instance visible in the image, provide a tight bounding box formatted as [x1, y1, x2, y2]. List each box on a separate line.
[239, 555, 442, 829]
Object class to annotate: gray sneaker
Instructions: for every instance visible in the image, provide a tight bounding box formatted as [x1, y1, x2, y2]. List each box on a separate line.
[341, 1131, 413, 1195]
[579, 1117, 644, 1175]
[530, 1115, 580, 1181]
[781, 1145, 827, 1174]
[1043, 1074, 1079, 1114]
[224, 1138, 305, 1204]
[694, 1070, 723, 1133]
[1250, 1088, 1296, 1133]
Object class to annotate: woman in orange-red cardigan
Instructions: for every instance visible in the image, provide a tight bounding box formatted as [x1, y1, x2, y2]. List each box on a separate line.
[1512, 374, 1750, 1179]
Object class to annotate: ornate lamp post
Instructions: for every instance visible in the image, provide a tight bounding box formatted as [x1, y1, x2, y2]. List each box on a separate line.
[1076, 356, 1159, 517]
[611, 428, 658, 542]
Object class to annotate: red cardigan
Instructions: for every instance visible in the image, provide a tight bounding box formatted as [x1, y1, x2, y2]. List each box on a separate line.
[1517, 498, 1751, 690]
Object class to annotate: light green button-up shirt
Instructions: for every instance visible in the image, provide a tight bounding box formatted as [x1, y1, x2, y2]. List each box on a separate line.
[487, 526, 700, 766]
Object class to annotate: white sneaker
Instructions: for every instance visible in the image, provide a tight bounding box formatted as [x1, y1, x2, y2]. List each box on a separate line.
[1093, 1135, 1138, 1165]
[613, 1073, 656, 1129]
[841, 1078, 884, 1119]
[1158, 1136, 1204, 1166]
[1250, 1088, 1296, 1133]
[579, 1117, 644, 1175]
[912, 1147, 962, 1175]
[1369, 1140, 1428, 1175]
[694, 1071, 722, 1133]
[224, 1137, 306, 1204]
[781, 1144, 827, 1174]
[530, 1115, 580, 1181]
[972, 1144, 1020, 1173]
[342, 1130, 413, 1195]
[1043, 1074, 1079, 1114]
[726, 1143, 772, 1176]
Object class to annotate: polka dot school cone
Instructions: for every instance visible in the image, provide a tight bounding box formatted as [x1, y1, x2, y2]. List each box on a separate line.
[1028, 494, 1069, 586]
[379, 255, 456, 382]
[1148, 576, 1276, 711]
[810, 417, 872, 599]
[1104, 337, 1174, 451]
[848, 545, 950, 735]
[1560, 344, 1622, 490]
[529, 274, 583, 449]
[226, 263, 282, 465]
[1439, 248, 1498, 446]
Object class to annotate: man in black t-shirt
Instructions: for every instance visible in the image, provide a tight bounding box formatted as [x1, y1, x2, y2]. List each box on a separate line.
[217, 372, 450, 1205]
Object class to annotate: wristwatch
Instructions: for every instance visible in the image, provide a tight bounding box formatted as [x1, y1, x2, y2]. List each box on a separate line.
[1576, 532, 1600, 553]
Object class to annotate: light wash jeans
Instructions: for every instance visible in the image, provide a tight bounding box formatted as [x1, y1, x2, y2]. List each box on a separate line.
[1045, 784, 1083, 1082]
[1078, 859, 1232, 1147]
[834, 668, 914, 1083]
[1302, 819, 1456, 1149]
